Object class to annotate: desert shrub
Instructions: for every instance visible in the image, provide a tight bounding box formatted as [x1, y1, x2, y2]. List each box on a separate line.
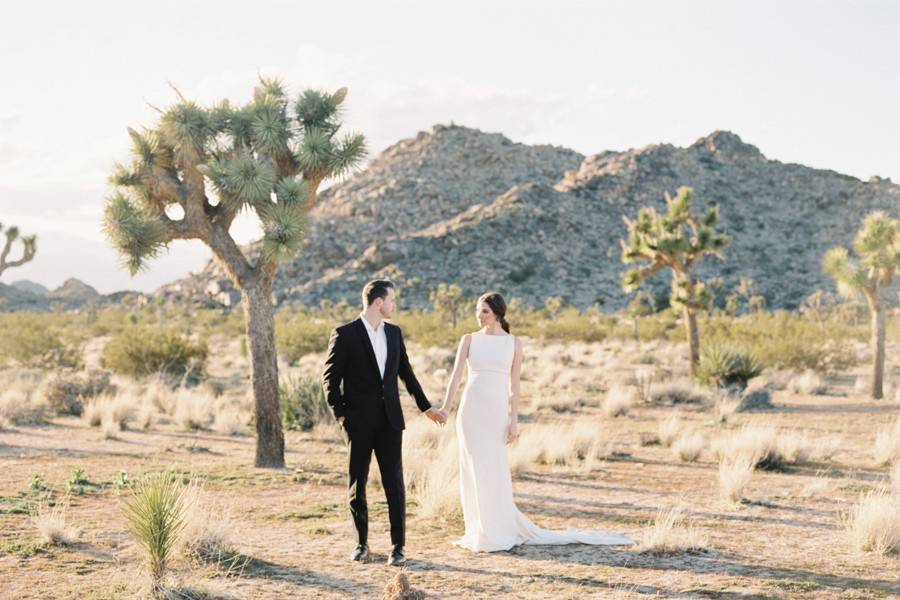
[281, 376, 332, 431]
[276, 314, 333, 364]
[702, 311, 858, 374]
[42, 370, 114, 416]
[102, 328, 207, 380]
[648, 379, 711, 405]
[0, 314, 83, 369]
[695, 346, 763, 390]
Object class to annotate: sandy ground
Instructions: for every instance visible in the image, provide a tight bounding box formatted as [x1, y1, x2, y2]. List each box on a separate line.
[2, 373, 900, 599]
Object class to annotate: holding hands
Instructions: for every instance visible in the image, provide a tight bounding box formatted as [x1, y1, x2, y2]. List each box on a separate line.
[425, 407, 447, 426]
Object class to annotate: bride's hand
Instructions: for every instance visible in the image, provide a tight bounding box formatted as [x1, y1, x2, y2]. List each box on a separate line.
[505, 421, 518, 444]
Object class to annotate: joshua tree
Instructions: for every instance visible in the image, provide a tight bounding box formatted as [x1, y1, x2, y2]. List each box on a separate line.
[823, 211, 899, 399]
[103, 79, 366, 467]
[620, 186, 729, 374]
[0, 223, 37, 278]
[430, 283, 465, 329]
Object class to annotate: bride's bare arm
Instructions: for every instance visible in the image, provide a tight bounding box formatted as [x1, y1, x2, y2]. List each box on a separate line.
[507, 336, 524, 441]
[440, 334, 471, 414]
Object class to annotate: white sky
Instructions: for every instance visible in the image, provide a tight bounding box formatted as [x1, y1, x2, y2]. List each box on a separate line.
[1, 0, 897, 293]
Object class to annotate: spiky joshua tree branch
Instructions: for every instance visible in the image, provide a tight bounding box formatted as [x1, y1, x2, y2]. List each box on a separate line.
[102, 78, 367, 467]
[0, 223, 37, 279]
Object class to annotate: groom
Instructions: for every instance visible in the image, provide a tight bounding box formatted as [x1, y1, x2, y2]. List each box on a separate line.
[322, 279, 446, 565]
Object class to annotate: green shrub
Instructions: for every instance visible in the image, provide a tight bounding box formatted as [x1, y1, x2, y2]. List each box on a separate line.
[281, 376, 332, 431]
[102, 328, 207, 379]
[0, 314, 83, 369]
[277, 314, 333, 364]
[696, 346, 763, 390]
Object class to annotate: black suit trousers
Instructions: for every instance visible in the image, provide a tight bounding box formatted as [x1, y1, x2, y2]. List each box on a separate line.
[344, 402, 405, 547]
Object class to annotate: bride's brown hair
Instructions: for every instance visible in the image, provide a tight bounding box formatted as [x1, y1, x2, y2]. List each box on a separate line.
[478, 292, 510, 333]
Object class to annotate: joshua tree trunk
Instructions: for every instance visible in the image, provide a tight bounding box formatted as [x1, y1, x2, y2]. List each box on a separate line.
[869, 296, 886, 400]
[243, 283, 285, 468]
[684, 306, 700, 375]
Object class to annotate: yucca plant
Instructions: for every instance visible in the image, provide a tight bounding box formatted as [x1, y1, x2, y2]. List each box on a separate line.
[0, 223, 37, 278]
[121, 472, 186, 595]
[696, 346, 763, 390]
[102, 79, 367, 466]
[823, 211, 899, 399]
[620, 186, 729, 374]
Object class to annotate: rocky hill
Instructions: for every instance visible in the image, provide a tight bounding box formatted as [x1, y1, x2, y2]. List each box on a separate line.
[161, 124, 900, 311]
[0, 278, 145, 312]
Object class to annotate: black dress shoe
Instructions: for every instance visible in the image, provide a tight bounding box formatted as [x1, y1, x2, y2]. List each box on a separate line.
[350, 544, 369, 562]
[386, 545, 405, 566]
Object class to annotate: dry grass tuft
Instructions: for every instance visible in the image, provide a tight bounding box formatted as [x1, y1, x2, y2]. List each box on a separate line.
[672, 431, 705, 462]
[842, 489, 900, 555]
[873, 417, 900, 466]
[788, 370, 827, 395]
[602, 384, 636, 417]
[31, 501, 80, 546]
[636, 506, 708, 554]
[718, 457, 754, 504]
[658, 415, 684, 447]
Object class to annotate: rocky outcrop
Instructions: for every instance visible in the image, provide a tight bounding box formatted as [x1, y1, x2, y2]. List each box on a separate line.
[160, 124, 900, 311]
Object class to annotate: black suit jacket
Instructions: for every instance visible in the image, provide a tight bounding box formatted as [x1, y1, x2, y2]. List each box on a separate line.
[322, 317, 431, 431]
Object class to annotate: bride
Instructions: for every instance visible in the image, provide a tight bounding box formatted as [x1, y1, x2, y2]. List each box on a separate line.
[435, 292, 633, 552]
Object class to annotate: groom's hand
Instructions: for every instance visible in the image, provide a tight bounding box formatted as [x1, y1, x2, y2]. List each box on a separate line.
[425, 408, 446, 425]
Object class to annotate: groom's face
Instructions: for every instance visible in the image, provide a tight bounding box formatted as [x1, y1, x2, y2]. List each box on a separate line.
[376, 288, 397, 319]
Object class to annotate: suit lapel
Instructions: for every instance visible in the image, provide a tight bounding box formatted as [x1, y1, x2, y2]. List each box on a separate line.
[356, 317, 383, 381]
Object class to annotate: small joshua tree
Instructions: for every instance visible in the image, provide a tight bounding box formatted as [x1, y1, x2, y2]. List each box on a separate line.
[431, 283, 465, 329]
[103, 79, 366, 467]
[620, 186, 729, 374]
[823, 211, 899, 399]
[0, 223, 37, 279]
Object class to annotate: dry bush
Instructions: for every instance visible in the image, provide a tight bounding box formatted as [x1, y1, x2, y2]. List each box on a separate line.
[718, 457, 754, 504]
[530, 394, 589, 413]
[636, 506, 708, 554]
[713, 426, 779, 469]
[603, 384, 636, 417]
[787, 370, 827, 395]
[32, 501, 80, 546]
[658, 415, 684, 447]
[648, 379, 710, 405]
[842, 489, 900, 555]
[41, 369, 113, 416]
[381, 571, 425, 600]
[0, 381, 49, 426]
[672, 431, 704, 462]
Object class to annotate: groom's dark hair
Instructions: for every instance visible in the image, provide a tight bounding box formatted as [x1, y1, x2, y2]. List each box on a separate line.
[362, 279, 395, 307]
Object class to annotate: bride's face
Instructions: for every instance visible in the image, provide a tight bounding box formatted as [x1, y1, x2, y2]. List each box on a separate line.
[476, 301, 495, 328]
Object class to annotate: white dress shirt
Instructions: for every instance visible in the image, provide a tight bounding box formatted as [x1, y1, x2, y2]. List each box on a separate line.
[359, 312, 387, 379]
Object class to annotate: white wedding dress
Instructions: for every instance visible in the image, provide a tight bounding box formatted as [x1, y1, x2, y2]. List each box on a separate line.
[453, 331, 634, 552]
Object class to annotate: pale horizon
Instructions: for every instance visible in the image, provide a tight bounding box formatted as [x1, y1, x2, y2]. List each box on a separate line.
[1, 0, 897, 294]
